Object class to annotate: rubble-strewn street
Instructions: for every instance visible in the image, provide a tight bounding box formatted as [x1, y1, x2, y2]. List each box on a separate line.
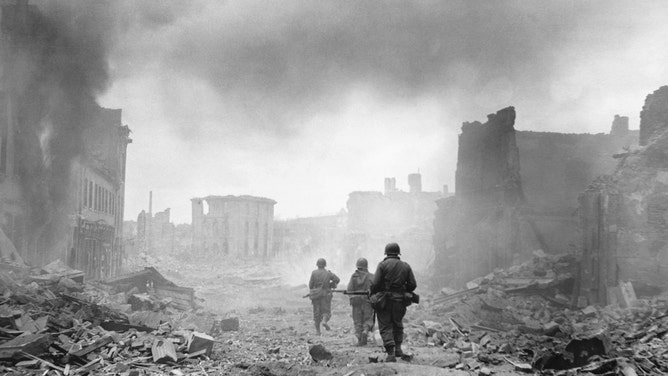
[1, 251, 666, 375]
[2, 1, 668, 375]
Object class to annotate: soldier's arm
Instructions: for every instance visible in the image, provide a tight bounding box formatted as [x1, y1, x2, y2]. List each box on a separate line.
[308, 272, 316, 289]
[405, 266, 417, 293]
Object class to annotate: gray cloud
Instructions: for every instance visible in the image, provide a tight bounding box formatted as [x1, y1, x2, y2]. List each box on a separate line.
[156, 1, 589, 132]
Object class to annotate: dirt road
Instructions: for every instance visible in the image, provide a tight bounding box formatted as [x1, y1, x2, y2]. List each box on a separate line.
[143, 257, 523, 375]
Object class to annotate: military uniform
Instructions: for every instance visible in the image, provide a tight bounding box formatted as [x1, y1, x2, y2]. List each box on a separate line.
[370, 243, 417, 362]
[347, 264, 374, 345]
[309, 263, 340, 335]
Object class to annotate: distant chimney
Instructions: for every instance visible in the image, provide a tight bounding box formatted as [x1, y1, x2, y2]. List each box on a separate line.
[408, 173, 422, 193]
[611, 114, 629, 136]
[384, 177, 397, 195]
[443, 184, 449, 195]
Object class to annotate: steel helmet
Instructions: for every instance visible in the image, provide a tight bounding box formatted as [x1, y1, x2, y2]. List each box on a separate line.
[385, 242, 400, 255]
[316, 258, 327, 268]
[356, 258, 368, 269]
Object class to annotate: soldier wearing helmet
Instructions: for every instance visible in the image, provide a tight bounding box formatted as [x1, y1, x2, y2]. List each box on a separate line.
[370, 242, 417, 362]
[308, 258, 340, 335]
[346, 257, 374, 346]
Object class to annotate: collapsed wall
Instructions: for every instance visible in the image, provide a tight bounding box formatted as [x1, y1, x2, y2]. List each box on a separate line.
[434, 107, 636, 288]
[579, 86, 668, 304]
[517, 124, 637, 254]
[434, 107, 533, 286]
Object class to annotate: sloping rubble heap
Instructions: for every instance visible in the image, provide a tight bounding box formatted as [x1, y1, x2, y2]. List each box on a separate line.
[409, 252, 668, 374]
[0, 262, 224, 375]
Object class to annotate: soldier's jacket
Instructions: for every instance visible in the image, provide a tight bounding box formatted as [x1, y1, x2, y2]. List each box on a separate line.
[347, 269, 373, 305]
[309, 268, 340, 290]
[370, 255, 417, 301]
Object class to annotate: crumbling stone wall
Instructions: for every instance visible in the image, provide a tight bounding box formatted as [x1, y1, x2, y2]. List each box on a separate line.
[639, 86, 668, 146]
[434, 107, 533, 286]
[579, 86, 668, 304]
[517, 125, 637, 254]
[434, 107, 637, 288]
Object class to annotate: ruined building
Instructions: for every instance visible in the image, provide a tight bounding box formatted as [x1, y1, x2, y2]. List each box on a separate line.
[578, 86, 668, 305]
[0, 1, 131, 278]
[69, 108, 131, 279]
[347, 173, 444, 271]
[191, 195, 276, 258]
[137, 208, 176, 255]
[434, 107, 637, 287]
[273, 211, 347, 260]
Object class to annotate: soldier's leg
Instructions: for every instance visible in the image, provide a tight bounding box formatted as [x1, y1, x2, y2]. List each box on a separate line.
[312, 299, 322, 335]
[352, 304, 362, 335]
[352, 304, 363, 344]
[376, 306, 395, 361]
[322, 294, 332, 330]
[391, 302, 407, 357]
[362, 302, 375, 333]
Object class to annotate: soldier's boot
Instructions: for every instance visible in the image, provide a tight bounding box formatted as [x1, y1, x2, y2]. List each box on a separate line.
[322, 314, 331, 331]
[314, 321, 321, 336]
[385, 345, 396, 362]
[395, 341, 404, 357]
[359, 330, 368, 346]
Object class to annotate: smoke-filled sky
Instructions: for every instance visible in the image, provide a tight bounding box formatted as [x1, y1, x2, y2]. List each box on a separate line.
[93, 0, 668, 224]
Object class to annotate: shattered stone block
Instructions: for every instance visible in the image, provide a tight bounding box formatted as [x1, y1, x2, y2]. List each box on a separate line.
[308, 344, 332, 362]
[543, 321, 561, 336]
[152, 339, 177, 363]
[617, 281, 637, 308]
[0, 333, 53, 359]
[187, 332, 214, 356]
[581, 305, 598, 317]
[219, 317, 239, 331]
[422, 320, 443, 336]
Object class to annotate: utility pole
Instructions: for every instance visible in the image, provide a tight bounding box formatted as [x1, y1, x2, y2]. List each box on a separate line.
[147, 191, 153, 253]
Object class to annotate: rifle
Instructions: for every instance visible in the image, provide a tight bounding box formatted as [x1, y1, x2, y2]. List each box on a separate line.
[331, 290, 369, 296]
[302, 290, 369, 298]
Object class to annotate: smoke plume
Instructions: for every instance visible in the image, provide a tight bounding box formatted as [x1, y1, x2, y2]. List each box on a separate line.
[2, 0, 115, 259]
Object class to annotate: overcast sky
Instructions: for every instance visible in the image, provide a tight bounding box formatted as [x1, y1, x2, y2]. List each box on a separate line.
[96, 0, 668, 224]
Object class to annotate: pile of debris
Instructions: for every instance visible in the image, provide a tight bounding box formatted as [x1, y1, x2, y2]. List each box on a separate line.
[0, 261, 227, 375]
[410, 251, 668, 374]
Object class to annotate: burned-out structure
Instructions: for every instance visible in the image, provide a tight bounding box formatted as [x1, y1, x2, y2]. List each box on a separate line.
[69, 108, 131, 279]
[137, 207, 176, 256]
[191, 195, 276, 258]
[0, 1, 130, 278]
[578, 86, 668, 305]
[273, 211, 347, 260]
[434, 107, 637, 287]
[347, 173, 444, 270]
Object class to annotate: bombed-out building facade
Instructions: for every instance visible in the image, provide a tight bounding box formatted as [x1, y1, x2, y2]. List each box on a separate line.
[0, 1, 131, 278]
[434, 87, 668, 305]
[191, 195, 276, 258]
[347, 173, 446, 271]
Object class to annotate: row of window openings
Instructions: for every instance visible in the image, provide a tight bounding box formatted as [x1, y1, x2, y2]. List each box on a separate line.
[83, 179, 118, 215]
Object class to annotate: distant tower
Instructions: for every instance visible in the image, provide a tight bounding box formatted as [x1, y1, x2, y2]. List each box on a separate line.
[610, 114, 629, 137]
[384, 177, 397, 195]
[408, 172, 422, 193]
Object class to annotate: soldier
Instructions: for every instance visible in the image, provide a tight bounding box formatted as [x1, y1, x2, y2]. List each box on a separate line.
[308, 258, 340, 335]
[347, 257, 374, 346]
[370, 243, 417, 362]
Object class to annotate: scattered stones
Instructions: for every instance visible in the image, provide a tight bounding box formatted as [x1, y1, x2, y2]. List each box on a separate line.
[308, 344, 332, 362]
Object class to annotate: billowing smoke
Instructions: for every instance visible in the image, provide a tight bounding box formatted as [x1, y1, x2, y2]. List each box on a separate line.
[2, 0, 115, 259]
[111, 0, 619, 135]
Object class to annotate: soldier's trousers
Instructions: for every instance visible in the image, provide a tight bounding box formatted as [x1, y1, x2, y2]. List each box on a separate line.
[352, 301, 374, 335]
[312, 294, 332, 323]
[376, 299, 406, 348]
